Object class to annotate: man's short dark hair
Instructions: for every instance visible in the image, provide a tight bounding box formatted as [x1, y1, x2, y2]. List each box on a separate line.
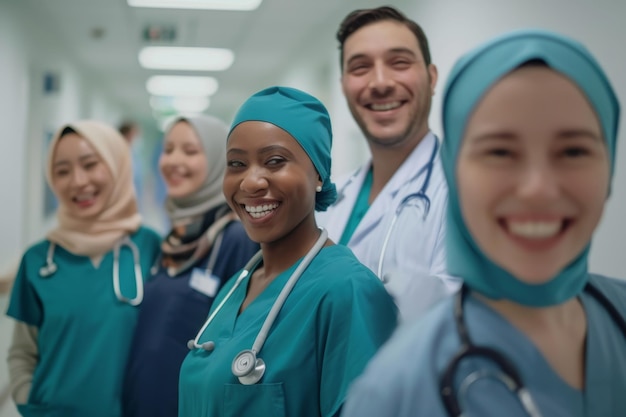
[336, 6, 431, 71]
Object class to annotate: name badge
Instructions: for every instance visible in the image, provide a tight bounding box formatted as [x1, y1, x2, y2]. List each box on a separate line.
[189, 268, 220, 297]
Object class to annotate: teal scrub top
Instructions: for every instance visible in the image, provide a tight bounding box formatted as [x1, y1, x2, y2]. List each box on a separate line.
[342, 274, 626, 417]
[6, 226, 161, 417]
[339, 168, 373, 245]
[178, 244, 398, 417]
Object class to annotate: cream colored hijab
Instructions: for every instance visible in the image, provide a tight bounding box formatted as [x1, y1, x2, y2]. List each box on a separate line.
[46, 120, 141, 259]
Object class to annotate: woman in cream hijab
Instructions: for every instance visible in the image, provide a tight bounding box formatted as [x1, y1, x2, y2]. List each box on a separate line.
[6, 120, 161, 417]
[123, 115, 259, 417]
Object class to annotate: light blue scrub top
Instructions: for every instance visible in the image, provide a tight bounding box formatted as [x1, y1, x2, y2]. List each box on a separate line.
[342, 274, 626, 417]
[6, 226, 161, 417]
[178, 244, 398, 417]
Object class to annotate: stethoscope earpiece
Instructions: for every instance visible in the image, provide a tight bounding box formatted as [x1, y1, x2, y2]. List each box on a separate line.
[187, 340, 215, 352]
[201, 341, 215, 352]
[232, 350, 266, 385]
[39, 262, 57, 277]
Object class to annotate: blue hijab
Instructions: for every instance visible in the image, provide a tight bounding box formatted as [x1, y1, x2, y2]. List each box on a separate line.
[441, 29, 620, 306]
[229, 86, 337, 211]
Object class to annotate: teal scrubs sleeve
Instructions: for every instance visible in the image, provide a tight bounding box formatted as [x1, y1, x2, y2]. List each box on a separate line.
[7, 253, 44, 327]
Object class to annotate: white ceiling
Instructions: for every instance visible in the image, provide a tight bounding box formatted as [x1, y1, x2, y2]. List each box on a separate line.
[16, 0, 408, 125]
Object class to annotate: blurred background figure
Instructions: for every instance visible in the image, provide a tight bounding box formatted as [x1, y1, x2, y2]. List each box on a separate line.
[6, 120, 160, 417]
[119, 120, 141, 145]
[123, 115, 259, 417]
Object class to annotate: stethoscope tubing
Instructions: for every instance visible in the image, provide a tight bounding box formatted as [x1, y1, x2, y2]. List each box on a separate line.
[113, 236, 144, 306]
[189, 228, 329, 364]
[188, 249, 264, 350]
[39, 237, 144, 306]
[250, 227, 328, 354]
[441, 282, 626, 417]
[376, 139, 439, 278]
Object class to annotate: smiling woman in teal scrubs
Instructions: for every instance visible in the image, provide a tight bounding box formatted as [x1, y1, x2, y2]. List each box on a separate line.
[178, 86, 398, 417]
[341, 29, 626, 417]
[6, 120, 160, 417]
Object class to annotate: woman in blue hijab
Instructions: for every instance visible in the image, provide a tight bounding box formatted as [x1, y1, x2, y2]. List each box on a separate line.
[342, 29, 626, 416]
[177, 86, 397, 417]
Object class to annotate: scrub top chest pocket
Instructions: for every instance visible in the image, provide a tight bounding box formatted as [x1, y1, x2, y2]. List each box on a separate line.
[224, 383, 287, 417]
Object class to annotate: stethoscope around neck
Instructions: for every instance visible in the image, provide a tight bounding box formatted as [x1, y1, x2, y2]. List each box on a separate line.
[39, 236, 144, 306]
[376, 138, 439, 279]
[187, 227, 329, 385]
[439, 283, 626, 417]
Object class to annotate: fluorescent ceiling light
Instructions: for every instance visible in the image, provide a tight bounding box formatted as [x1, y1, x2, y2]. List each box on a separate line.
[139, 47, 234, 71]
[150, 96, 210, 113]
[128, 0, 262, 11]
[146, 76, 218, 97]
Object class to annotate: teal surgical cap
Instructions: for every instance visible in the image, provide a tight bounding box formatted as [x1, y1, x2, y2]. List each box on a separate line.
[441, 29, 620, 307]
[229, 86, 337, 211]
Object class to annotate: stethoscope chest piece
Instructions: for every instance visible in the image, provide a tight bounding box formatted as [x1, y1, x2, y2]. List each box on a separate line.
[232, 349, 266, 385]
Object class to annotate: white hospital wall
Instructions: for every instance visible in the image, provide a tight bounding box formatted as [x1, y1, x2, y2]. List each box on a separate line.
[282, 47, 370, 179]
[401, 0, 626, 277]
[0, 2, 124, 277]
[0, 2, 30, 275]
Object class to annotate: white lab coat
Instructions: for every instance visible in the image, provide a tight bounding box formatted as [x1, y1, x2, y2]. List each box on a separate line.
[317, 132, 461, 322]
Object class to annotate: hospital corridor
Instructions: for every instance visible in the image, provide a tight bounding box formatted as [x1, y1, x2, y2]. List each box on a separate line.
[1, 0, 626, 416]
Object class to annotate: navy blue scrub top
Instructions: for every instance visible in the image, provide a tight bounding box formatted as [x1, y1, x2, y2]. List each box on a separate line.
[123, 221, 259, 417]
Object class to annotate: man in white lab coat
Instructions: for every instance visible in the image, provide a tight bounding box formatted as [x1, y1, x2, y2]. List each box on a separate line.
[318, 6, 460, 321]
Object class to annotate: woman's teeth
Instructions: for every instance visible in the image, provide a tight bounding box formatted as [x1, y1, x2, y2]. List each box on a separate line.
[507, 220, 562, 239]
[245, 203, 279, 219]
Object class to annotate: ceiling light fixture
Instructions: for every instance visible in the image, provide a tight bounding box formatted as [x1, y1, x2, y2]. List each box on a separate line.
[146, 75, 218, 97]
[139, 47, 234, 71]
[128, 0, 262, 11]
[150, 96, 211, 113]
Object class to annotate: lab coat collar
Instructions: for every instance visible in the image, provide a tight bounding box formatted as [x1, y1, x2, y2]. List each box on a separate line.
[322, 131, 440, 244]
[382, 131, 438, 198]
[346, 131, 439, 245]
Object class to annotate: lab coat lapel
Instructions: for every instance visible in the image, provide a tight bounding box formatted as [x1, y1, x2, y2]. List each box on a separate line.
[385, 132, 437, 198]
[349, 133, 437, 245]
